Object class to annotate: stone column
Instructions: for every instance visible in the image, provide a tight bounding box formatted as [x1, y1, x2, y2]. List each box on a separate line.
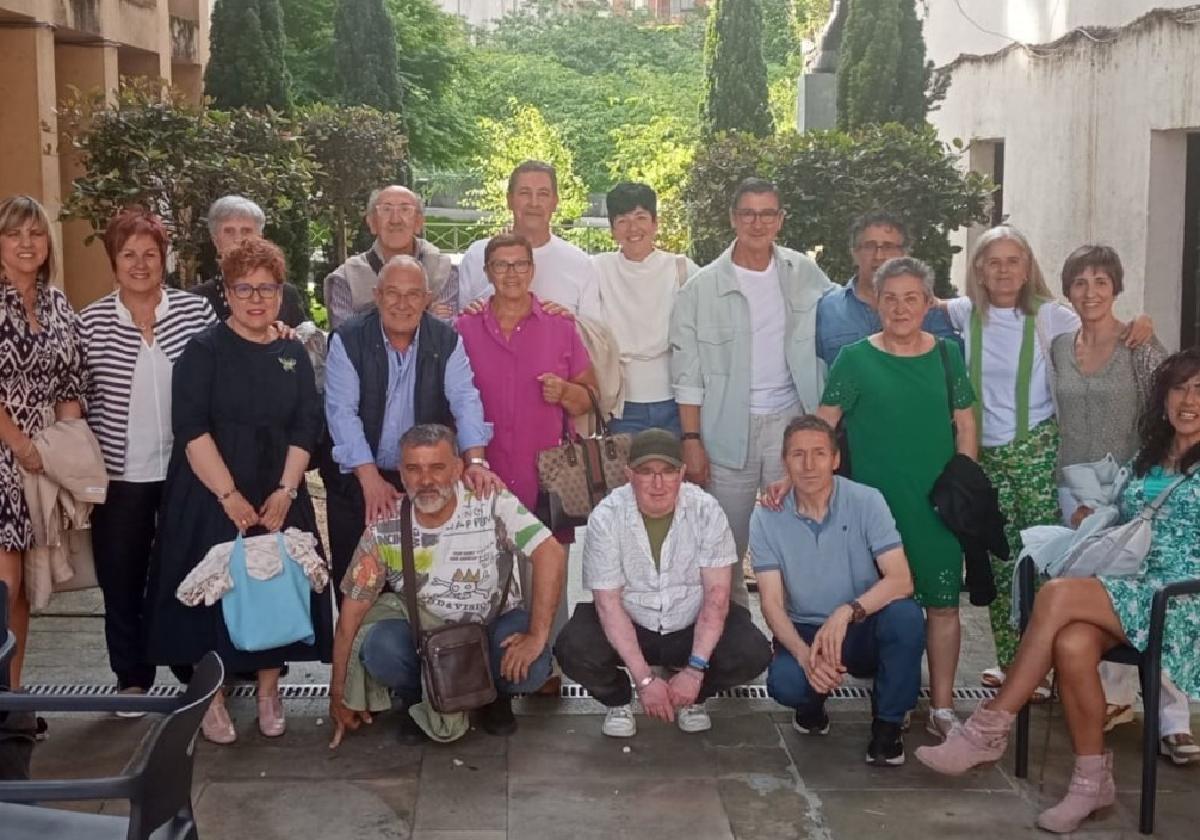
[0, 24, 61, 228]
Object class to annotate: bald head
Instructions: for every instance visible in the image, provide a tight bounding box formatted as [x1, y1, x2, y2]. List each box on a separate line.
[374, 255, 430, 340]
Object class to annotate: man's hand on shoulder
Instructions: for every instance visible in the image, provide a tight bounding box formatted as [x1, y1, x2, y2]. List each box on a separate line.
[463, 463, 504, 499]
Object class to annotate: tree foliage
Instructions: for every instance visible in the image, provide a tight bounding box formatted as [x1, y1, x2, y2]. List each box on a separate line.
[701, 0, 774, 137]
[837, 0, 927, 131]
[466, 102, 588, 227]
[205, 0, 292, 111]
[683, 124, 991, 292]
[333, 0, 402, 113]
[608, 115, 695, 254]
[58, 81, 315, 286]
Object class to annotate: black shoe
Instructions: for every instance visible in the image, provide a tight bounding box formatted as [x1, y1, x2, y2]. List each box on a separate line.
[792, 708, 830, 736]
[479, 695, 518, 736]
[865, 718, 905, 767]
[394, 704, 429, 746]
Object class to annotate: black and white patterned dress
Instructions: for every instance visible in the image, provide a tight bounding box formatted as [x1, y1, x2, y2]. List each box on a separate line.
[0, 278, 86, 550]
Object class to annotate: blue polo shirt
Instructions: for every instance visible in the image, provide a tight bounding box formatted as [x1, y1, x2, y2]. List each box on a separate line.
[816, 275, 961, 367]
[749, 477, 904, 625]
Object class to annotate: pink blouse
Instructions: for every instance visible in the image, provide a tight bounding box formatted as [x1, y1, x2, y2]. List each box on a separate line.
[456, 296, 591, 511]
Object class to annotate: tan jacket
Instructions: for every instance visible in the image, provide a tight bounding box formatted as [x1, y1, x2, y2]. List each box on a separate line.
[21, 418, 108, 610]
[573, 316, 624, 437]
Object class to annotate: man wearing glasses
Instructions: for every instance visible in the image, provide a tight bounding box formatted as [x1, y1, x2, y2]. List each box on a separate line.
[555, 429, 771, 738]
[815, 211, 958, 367]
[323, 255, 498, 595]
[323, 185, 457, 330]
[669, 177, 835, 606]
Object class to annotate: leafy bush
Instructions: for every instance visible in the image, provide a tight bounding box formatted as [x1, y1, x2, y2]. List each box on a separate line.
[683, 124, 992, 292]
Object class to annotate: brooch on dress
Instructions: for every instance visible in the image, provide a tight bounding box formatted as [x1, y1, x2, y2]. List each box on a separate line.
[278, 357, 296, 372]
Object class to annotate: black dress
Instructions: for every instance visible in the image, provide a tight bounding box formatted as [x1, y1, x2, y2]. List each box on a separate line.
[145, 322, 332, 672]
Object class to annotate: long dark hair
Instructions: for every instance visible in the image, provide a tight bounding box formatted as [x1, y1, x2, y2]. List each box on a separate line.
[1133, 347, 1200, 476]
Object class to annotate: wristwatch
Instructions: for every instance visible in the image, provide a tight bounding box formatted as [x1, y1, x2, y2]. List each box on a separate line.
[637, 674, 656, 689]
[277, 484, 298, 501]
[848, 599, 867, 624]
[467, 456, 491, 470]
[681, 432, 701, 442]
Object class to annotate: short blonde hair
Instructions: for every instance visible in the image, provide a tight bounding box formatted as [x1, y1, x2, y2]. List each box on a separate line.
[0, 195, 58, 285]
[967, 225, 1054, 320]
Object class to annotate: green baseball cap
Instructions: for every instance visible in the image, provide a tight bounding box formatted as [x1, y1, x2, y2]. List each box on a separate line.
[628, 428, 684, 469]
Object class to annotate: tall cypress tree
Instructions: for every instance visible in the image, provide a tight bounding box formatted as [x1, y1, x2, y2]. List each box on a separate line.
[205, 0, 293, 111]
[333, 0, 403, 113]
[837, 0, 927, 131]
[700, 0, 774, 138]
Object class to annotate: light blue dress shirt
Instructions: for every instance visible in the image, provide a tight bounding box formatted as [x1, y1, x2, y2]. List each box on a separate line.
[324, 324, 492, 473]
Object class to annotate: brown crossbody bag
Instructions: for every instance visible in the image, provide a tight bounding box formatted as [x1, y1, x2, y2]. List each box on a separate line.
[398, 497, 514, 713]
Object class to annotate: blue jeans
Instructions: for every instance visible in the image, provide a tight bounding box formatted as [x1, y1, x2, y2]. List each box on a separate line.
[609, 399, 682, 436]
[766, 599, 925, 723]
[360, 608, 553, 704]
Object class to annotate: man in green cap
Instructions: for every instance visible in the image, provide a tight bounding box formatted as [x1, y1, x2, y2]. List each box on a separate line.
[555, 428, 772, 738]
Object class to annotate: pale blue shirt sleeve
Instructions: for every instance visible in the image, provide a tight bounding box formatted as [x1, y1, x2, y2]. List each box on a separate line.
[324, 333, 375, 471]
[445, 336, 493, 450]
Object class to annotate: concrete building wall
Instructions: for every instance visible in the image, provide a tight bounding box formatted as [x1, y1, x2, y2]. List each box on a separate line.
[929, 9, 1200, 350]
[0, 0, 208, 307]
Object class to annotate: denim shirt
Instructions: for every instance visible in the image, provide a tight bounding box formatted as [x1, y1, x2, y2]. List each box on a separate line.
[815, 275, 961, 367]
[669, 244, 835, 470]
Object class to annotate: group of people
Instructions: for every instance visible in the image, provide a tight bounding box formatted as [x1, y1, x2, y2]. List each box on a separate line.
[0, 156, 1197, 835]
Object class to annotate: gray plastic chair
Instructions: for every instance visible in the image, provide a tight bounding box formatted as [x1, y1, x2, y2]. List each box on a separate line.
[0, 648, 223, 840]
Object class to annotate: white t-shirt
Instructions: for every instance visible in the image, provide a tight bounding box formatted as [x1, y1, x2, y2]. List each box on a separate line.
[345, 485, 553, 624]
[593, 249, 698, 403]
[121, 340, 173, 482]
[458, 234, 602, 322]
[946, 297, 1080, 447]
[736, 259, 797, 414]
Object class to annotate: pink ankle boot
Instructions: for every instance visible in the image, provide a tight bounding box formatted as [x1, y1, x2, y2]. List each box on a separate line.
[915, 701, 1014, 775]
[1036, 751, 1115, 834]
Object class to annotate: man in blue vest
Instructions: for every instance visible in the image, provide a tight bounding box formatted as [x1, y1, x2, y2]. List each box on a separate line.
[324, 255, 498, 592]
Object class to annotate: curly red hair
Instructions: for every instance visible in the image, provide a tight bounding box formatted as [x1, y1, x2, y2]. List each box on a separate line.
[220, 237, 287, 285]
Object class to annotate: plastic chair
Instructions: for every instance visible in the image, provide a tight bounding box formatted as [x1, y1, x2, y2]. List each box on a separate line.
[0, 650, 224, 840]
[1013, 555, 1200, 835]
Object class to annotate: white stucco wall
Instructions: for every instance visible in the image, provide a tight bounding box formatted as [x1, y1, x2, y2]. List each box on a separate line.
[930, 10, 1200, 350]
[433, 0, 533, 27]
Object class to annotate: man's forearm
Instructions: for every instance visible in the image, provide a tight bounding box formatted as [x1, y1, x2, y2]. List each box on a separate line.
[527, 543, 567, 642]
[593, 593, 652, 681]
[678, 403, 702, 435]
[761, 598, 808, 664]
[689, 585, 730, 661]
[330, 599, 371, 698]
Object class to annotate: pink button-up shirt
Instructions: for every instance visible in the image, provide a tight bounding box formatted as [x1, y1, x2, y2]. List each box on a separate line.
[456, 296, 591, 511]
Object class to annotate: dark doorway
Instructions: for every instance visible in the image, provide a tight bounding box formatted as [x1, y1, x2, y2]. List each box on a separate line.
[990, 141, 1006, 228]
[1182, 134, 1200, 349]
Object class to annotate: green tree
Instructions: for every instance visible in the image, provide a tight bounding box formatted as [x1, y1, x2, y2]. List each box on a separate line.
[701, 0, 774, 137]
[608, 115, 696, 254]
[205, 0, 292, 111]
[333, 0, 402, 112]
[837, 0, 927, 130]
[467, 102, 588, 227]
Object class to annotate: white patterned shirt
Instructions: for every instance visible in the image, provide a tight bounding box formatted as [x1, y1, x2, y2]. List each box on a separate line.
[582, 482, 736, 633]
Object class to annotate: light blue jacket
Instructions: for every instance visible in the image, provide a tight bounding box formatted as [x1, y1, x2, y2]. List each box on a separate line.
[669, 243, 835, 470]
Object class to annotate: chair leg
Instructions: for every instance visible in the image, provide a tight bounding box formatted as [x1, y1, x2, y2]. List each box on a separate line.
[1140, 665, 1162, 835]
[1015, 702, 1030, 778]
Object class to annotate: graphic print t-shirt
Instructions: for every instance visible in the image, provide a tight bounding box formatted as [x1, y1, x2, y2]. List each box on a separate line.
[342, 484, 552, 624]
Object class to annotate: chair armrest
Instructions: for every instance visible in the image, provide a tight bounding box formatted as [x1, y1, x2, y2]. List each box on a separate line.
[0, 694, 181, 715]
[1158, 577, 1200, 600]
[1017, 556, 1036, 634]
[0, 775, 134, 803]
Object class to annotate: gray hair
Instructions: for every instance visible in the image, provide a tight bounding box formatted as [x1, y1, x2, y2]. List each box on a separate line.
[378, 254, 429, 290]
[206, 195, 265, 236]
[365, 185, 425, 216]
[399, 424, 458, 457]
[874, 256, 935, 299]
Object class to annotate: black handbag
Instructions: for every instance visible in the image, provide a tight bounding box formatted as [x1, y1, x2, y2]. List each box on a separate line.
[398, 497, 514, 714]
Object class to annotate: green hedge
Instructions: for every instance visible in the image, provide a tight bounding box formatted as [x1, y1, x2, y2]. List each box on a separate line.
[683, 123, 992, 293]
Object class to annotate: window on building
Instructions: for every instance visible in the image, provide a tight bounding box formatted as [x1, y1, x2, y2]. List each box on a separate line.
[1182, 133, 1200, 349]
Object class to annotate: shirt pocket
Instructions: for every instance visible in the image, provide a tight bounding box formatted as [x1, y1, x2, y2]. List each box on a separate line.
[696, 325, 735, 375]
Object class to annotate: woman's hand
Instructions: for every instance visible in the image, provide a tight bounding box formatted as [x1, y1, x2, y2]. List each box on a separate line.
[537, 373, 569, 405]
[258, 489, 293, 532]
[220, 491, 259, 534]
[13, 437, 43, 474]
[1121, 314, 1154, 348]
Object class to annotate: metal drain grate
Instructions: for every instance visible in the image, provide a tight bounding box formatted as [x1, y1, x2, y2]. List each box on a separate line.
[23, 683, 1000, 702]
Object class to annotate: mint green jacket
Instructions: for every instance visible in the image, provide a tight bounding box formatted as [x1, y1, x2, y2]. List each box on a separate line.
[669, 243, 834, 470]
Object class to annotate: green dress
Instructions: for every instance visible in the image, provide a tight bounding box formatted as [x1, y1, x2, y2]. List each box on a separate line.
[822, 338, 976, 607]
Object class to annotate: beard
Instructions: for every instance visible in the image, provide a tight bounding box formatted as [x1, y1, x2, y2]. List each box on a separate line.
[412, 484, 455, 515]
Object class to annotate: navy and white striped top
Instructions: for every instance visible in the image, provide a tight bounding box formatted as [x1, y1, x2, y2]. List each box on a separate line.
[80, 288, 216, 475]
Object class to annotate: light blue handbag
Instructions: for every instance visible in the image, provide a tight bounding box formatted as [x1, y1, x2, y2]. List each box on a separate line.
[221, 533, 315, 652]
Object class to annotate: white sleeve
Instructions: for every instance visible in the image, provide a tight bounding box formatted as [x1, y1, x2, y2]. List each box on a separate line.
[456, 241, 492, 311]
[1046, 302, 1081, 339]
[945, 296, 973, 331]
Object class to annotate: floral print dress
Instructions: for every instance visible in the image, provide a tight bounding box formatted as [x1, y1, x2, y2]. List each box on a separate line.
[0, 279, 86, 550]
[1100, 466, 1200, 699]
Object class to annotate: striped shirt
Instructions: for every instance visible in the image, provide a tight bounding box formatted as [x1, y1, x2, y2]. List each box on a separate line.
[80, 288, 216, 475]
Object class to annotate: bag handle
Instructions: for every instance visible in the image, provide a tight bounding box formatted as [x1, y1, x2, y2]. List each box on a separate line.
[936, 339, 957, 441]
[558, 384, 610, 445]
[399, 497, 424, 648]
[1139, 465, 1199, 519]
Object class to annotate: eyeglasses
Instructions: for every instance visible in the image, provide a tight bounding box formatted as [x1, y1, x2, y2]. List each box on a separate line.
[855, 241, 905, 256]
[375, 203, 420, 217]
[227, 282, 280, 300]
[734, 209, 786, 224]
[632, 466, 684, 482]
[379, 288, 426, 305]
[487, 259, 533, 275]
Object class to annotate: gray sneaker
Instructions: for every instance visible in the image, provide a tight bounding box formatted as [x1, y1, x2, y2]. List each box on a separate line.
[602, 704, 637, 738]
[676, 704, 712, 734]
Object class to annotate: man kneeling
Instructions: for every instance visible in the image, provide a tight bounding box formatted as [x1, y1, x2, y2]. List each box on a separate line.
[556, 429, 771, 737]
[329, 424, 566, 745]
[752, 415, 925, 766]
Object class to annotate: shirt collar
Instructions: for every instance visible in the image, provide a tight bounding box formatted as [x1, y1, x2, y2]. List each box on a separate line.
[113, 287, 169, 327]
[788, 478, 840, 527]
[372, 237, 426, 264]
[379, 316, 421, 355]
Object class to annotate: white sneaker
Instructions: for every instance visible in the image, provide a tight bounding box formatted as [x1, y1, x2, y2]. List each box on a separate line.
[676, 704, 712, 734]
[925, 707, 959, 741]
[602, 704, 637, 738]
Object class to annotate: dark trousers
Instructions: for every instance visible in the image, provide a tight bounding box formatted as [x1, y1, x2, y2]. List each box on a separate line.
[322, 455, 404, 600]
[90, 480, 162, 690]
[555, 602, 772, 707]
